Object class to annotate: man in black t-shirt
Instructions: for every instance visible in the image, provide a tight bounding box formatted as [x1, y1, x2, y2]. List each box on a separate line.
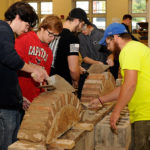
[50, 8, 90, 88]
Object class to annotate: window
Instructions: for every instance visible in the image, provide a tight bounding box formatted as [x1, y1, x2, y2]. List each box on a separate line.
[41, 2, 53, 15]
[28, 2, 37, 13]
[93, 1, 106, 14]
[73, 0, 106, 29]
[23, 0, 53, 22]
[132, 17, 146, 30]
[129, 0, 147, 31]
[132, 0, 146, 13]
[93, 17, 105, 29]
[76, 1, 89, 13]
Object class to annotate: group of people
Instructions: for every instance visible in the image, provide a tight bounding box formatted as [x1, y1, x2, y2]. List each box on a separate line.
[0, 2, 93, 150]
[0, 2, 63, 150]
[0, 1, 150, 150]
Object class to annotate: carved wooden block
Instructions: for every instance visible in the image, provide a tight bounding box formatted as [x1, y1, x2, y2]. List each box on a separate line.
[8, 141, 46, 150]
[81, 72, 115, 102]
[18, 90, 81, 145]
[87, 64, 109, 74]
[9, 72, 116, 150]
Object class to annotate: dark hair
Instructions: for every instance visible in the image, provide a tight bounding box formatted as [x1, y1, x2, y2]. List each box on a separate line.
[38, 15, 63, 33]
[66, 8, 90, 24]
[4, 1, 38, 27]
[118, 33, 132, 40]
[66, 16, 82, 22]
[122, 14, 132, 20]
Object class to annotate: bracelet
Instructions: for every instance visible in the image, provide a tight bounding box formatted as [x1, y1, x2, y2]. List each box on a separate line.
[98, 97, 103, 106]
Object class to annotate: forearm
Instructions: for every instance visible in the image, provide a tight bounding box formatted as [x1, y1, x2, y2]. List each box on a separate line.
[21, 63, 49, 83]
[113, 81, 136, 113]
[83, 57, 103, 65]
[68, 55, 80, 82]
[70, 67, 80, 82]
[70, 66, 80, 89]
[101, 86, 121, 103]
[113, 70, 137, 113]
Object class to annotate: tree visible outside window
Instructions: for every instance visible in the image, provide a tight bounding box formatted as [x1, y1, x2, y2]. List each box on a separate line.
[132, 0, 146, 13]
[129, 0, 147, 31]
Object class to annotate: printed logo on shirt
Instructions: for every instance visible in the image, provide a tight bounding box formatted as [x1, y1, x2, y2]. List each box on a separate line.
[28, 46, 48, 62]
[35, 57, 41, 64]
[70, 44, 79, 53]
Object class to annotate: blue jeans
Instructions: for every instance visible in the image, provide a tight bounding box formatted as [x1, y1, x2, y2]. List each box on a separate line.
[0, 109, 21, 150]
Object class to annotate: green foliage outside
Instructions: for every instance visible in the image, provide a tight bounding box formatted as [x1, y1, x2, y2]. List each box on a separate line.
[132, 0, 146, 13]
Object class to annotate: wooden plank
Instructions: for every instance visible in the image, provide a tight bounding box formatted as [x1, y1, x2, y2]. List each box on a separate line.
[81, 102, 116, 125]
[8, 141, 46, 150]
[50, 139, 75, 150]
[60, 129, 86, 143]
[73, 123, 94, 131]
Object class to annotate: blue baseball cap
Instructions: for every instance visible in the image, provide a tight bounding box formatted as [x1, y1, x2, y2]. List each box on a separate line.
[99, 23, 127, 45]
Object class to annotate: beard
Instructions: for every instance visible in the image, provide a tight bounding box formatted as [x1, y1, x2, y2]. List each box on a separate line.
[113, 41, 121, 60]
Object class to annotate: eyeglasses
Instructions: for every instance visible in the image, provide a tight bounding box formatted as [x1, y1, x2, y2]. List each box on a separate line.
[47, 30, 59, 38]
[106, 38, 114, 47]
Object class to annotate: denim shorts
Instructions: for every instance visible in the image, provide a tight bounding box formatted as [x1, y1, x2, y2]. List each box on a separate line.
[0, 109, 21, 150]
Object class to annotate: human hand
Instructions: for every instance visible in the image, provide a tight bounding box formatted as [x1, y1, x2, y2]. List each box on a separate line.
[89, 98, 100, 107]
[80, 66, 86, 74]
[22, 97, 31, 111]
[110, 110, 120, 130]
[31, 64, 49, 83]
[72, 80, 78, 89]
[106, 58, 114, 67]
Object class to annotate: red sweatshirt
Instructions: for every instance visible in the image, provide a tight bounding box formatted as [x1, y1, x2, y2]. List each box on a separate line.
[15, 31, 53, 102]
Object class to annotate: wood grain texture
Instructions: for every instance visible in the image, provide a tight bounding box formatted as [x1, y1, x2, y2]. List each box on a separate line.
[81, 72, 115, 102]
[18, 90, 81, 144]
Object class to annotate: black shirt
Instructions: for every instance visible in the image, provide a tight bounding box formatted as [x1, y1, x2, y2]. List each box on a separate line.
[122, 23, 138, 41]
[51, 28, 79, 84]
[0, 20, 25, 109]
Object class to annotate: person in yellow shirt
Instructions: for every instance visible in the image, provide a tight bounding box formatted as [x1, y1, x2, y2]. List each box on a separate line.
[90, 23, 150, 150]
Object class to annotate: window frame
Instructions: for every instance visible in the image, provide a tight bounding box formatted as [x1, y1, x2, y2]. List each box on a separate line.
[129, 0, 148, 30]
[23, 0, 53, 22]
[73, 0, 106, 29]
